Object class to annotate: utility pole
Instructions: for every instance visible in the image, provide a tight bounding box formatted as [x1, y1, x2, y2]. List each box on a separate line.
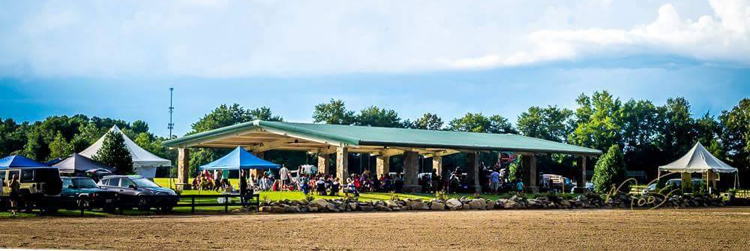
[168, 87, 175, 139]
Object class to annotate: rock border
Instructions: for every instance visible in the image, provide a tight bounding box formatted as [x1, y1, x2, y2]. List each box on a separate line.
[258, 194, 728, 214]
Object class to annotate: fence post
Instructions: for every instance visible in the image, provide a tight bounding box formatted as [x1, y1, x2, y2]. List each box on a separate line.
[224, 194, 229, 213]
[191, 195, 195, 214]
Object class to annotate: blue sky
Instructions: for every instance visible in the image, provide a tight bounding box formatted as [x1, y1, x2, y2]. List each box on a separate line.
[1, 0, 749, 137]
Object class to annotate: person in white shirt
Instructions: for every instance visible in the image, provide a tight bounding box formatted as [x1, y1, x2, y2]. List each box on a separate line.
[279, 165, 290, 191]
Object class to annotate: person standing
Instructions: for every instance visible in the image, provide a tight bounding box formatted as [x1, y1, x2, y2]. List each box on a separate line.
[279, 165, 290, 191]
[490, 169, 501, 194]
[239, 170, 248, 206]
[9, 174, 20, 217]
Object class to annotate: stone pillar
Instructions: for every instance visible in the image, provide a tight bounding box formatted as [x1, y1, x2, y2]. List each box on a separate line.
[403, 151, 420, 192]
[432, 156, 443, 177]
[466, 152, 481, 194]
[575, 156, 588, 193]
[177, 147, 190, 190]
[317, 154, 330, 175]
[251, 151, 265, 180]
[527, 154, 539, 193]
[336, 147, 348, 181]
[376, 155, 390, 178]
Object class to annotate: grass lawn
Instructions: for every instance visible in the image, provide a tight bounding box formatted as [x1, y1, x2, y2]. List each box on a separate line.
[153, 178, 577, 202]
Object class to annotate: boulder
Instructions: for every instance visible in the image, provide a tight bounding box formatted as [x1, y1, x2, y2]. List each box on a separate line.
[468, 199, 486, 210]
[386, 200, 400, 208]
[284, 205, 301, 213]
[408, 201, 429, 210]
[496, 199, 507, 209]
[504, 200, 524, 209]
[311, 199, 331, 209]
[559, 199, 571, 208]
[348, 202, 358, 211]
[486, 200, 496, 210]
[430, 202, 446, 211]
[446, 199, 463, 210]
[271, 206, 284, 213]
[360, 205, 374, 211]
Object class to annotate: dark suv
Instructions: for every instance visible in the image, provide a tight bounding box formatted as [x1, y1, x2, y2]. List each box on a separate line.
[98, 175, 179, 212]
[60, 177, 118, 212]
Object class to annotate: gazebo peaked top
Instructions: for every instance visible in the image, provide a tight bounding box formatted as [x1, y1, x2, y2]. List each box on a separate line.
[659, 142, 738, 174]
[53, 153, 114, 174]
[163, 120, 602, 156]
[200, 146, 280, 171]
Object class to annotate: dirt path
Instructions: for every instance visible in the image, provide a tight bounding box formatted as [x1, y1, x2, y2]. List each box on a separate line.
[1, 207, 749, 250]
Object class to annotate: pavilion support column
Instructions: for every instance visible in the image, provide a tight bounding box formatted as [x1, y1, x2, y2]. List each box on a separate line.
[466, 152, 481, 194]
[177, 147, 190, 190]
[251, 151, 265, 180]
[403, 151, 420, 192]
[432, 156, 443, 177]
[526, 154, 539, 194]
[317, 154, 330, 176]
[376, 155, 390, 178]
[336, 147, 348, 181]
[575, 156, 588, 193]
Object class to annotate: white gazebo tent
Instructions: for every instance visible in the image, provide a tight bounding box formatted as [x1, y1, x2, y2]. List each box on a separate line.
[658, 142, 739, 190]
[80, 125, 171, 178]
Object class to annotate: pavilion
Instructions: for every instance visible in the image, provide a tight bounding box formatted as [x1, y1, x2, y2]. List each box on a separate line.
[163, 120, 602, 193]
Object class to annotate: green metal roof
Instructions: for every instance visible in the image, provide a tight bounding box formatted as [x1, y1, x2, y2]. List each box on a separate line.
[164, 120, 602, 156]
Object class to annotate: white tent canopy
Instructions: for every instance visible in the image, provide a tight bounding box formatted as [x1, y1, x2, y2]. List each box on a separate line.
[658, 142, 738, 174]
[80, 125, 171, 178]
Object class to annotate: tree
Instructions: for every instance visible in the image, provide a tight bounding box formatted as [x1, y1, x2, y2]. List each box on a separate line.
[517, 106, 573, 142]
[131, 120, 149, 134]
[720, 98, 750, 178]
[48, 131, 72, 160]
[23, 129, 49, 161]
[312, 99, 356, 125]
[356, 106, 402, 127]
[448, 113, 516, 133]
[93, 131, 133, 175]
[592, 145, 627, 194]
[657, 97, 695, 159]
[407, 113, 444, 130]
[569, 91, 623, 151]
[249, 107, 283, 122]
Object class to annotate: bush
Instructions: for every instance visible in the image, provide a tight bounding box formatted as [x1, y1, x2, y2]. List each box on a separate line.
[592, 145, 627, 194]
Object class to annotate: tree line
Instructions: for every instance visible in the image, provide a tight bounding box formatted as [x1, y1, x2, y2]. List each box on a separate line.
[0, 91, 747, 185]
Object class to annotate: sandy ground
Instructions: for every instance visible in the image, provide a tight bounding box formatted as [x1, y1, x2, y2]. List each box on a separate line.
[0, 207, 749, 250]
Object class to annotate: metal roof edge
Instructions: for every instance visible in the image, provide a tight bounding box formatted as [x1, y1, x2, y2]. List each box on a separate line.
[162, 121, 259, 147]
[360, 140, 602, 156]
[258, 121, 361, 146]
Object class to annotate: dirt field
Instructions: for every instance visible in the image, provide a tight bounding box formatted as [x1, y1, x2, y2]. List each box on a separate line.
[1, 207, 749, 250]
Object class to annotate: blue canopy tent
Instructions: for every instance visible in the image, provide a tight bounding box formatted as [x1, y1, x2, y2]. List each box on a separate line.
[200, 146, 280, 171]
[0, 155, 51, 170]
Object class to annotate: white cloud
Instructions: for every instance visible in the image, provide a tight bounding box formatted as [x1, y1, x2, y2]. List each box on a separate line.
[509, 0, 750, 66]
[0, 0, 747, 78]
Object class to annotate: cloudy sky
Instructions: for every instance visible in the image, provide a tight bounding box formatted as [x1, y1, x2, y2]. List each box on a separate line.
[1, 0, 749, 136]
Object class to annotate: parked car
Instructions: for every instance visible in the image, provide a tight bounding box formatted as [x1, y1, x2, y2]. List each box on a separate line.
[98, 175, 178, 212]
[60, 177, 118, 212]
[1, 166, 62, 212]
[570, 182, 595, 193]
[541, 174, 574, 193]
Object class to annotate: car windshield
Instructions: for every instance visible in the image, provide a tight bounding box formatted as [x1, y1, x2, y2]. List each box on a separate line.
[72, 178, 98, 188]
[132, 178, 160, 188]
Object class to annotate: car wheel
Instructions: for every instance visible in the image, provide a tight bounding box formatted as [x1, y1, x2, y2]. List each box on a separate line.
[78, 197, 91, 210]
[160, 206, 173, 213]
[137, 197, 150, 211]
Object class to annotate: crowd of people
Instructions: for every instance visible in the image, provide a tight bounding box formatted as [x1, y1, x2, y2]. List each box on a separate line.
[190, 160, 529, 199]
